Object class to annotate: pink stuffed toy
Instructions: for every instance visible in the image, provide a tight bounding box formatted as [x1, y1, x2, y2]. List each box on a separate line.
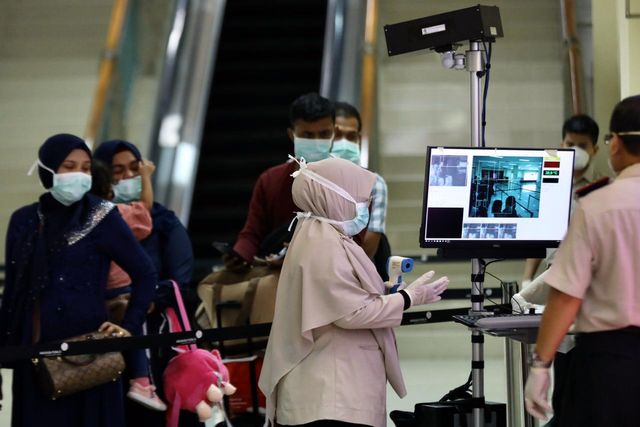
[162, 285, 236, 427]
[164, 347, 236, 427]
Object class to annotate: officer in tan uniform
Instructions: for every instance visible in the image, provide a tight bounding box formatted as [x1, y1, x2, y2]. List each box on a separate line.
[525, 95, 640, 426]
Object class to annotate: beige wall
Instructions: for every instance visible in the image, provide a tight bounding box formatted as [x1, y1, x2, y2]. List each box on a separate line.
[618, 0, 640, 96]
[591, 0, 640, 175]
[0, 1, 164, 263]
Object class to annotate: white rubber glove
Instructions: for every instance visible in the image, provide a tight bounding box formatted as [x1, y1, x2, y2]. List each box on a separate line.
[511, 293, 533, 314]
[402, 270, 449, 306]
[524, 367, 553, 421]
[520, 269, 551, 305]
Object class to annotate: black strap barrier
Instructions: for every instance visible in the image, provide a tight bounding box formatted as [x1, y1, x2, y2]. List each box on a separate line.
[0, 305, 501, 364]
[443, 287, 503, 300]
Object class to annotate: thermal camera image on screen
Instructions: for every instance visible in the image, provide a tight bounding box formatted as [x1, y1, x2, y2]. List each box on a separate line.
[462, 223, 518, 239]
[420, 147, 574, 256]
[429, 155, 468, 186]
[468, 156, 543, 218]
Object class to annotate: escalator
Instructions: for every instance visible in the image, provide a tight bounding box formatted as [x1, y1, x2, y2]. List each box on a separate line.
[188, 0, 328, 279]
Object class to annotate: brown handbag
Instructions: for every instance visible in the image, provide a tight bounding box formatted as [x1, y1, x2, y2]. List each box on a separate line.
[31, 332, 125, 400]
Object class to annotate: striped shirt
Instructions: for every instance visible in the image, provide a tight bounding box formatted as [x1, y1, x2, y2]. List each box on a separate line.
[368, 173, 388, 233]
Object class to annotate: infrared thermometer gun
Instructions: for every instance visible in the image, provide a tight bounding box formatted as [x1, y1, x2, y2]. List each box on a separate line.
[386, 256, 414, 293]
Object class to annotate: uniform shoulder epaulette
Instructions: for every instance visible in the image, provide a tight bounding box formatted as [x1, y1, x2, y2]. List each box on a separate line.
[575, 176, 610, 198]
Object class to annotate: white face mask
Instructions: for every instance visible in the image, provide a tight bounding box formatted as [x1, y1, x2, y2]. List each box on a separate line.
[112, 176, 142, 203]
[37, 160, 92, 206]
[572, 146, 590, 171]
[293, 137, 332, 163]
[330, 139, 361, 164]
[290, 157, 369, 236]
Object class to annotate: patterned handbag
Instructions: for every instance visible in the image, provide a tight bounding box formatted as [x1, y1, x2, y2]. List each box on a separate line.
[32, 331, 125, 400]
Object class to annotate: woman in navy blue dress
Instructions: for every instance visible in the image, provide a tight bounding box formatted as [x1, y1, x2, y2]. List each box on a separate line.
[93, 140, 196, 427]
[93, 140, 193, 308]
[0, 134, 156, 427]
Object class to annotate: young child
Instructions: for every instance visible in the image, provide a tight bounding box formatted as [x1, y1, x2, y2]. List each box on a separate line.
[91, 159, 167, 411]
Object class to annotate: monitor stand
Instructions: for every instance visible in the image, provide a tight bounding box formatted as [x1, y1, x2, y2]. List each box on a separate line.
[438, 246, 547, 260]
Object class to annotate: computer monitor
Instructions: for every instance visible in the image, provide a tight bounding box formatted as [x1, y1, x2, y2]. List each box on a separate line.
[420, 146, 575, 259]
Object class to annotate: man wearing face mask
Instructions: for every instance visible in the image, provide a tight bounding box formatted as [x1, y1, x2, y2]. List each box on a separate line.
[521, 114, 602, 289]
[330, 101, 391, 280]
[515, 114, 603, 426]
[223, 92, 335, 271]
[524, 95, 640, 426]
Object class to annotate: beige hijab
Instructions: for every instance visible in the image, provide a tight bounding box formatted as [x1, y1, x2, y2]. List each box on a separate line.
[258, 157, 407, 422]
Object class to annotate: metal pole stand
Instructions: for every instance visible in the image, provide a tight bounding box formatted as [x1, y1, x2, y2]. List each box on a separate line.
[502, 281, 530, 427]
[470, 259, 490, 427]
[441, 39, 493, 427]
[467, 40, 488, 427]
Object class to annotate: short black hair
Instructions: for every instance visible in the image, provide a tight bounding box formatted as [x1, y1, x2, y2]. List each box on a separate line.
[562, 114, 599, 145]
[334, 101, 362, 132]
[90, 159, 113, 199]
[288, 92, 334, 127]
[610, 95, 640, 155]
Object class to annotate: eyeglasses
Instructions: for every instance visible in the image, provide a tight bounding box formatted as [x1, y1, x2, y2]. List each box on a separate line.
[604, 131, 640, 145]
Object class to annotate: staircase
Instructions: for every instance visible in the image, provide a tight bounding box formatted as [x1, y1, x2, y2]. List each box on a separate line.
[188, 0, 328, 279]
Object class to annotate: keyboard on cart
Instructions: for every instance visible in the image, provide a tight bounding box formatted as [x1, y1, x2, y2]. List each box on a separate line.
[453, 313, 542, 330]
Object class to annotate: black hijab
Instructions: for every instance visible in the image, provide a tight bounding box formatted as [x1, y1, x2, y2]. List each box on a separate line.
[37, 133, 91, 189]
[0, 134, 99, 346]
[37, 134, 94, 245]
[93, 139, 142, 165]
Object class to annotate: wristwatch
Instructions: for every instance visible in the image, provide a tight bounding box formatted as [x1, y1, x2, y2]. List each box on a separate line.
[530, 351, 552, 368]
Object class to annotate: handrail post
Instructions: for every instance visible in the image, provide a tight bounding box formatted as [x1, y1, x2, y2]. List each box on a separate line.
[359, 0, 378, 170]
[84, 0, 129, 147]
[561, 0, 584, 114]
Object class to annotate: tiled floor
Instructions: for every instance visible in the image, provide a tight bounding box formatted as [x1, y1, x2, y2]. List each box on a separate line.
[387, 321, 520, 426]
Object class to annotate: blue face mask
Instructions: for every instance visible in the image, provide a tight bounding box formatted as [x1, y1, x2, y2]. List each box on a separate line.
[37, 161, 92, 206]
[340, 202, 370, 236]
[294, 137, 332, 163]
[112, 176, 142, 203]
[330, 139, 361, 164]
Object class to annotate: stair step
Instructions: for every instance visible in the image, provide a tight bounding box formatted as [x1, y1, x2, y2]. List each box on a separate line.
[214, 63, 320, 82]
[190, 0, 327, 264]
[210, 83, 322, 100]
[206, 107, 290, 127]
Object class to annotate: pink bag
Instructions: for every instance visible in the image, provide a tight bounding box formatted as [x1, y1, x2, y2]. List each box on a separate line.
[163, 281, 236, 427]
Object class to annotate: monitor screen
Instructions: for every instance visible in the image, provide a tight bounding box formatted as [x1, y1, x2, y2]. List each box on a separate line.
[420, 146, 575, 258]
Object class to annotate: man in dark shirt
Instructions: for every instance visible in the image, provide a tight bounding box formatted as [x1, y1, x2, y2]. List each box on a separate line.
[224, 92, 335, 271]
